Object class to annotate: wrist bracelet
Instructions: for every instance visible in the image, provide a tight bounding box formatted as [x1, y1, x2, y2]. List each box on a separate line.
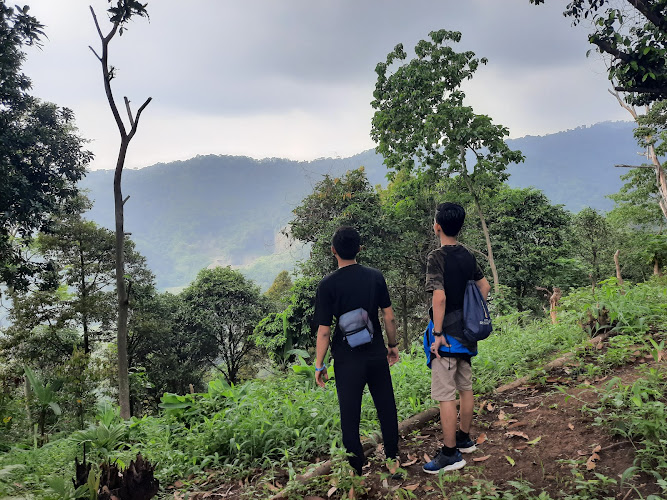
[387, 342, 398, 348]
[315, 364, 327, 372]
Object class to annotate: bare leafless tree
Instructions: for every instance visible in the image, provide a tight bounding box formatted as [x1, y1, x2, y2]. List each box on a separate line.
[89, 1, 151, 419]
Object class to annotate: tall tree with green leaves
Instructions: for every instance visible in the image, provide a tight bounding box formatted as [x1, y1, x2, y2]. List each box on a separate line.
[288, 167, 394, 278]
[530, 0, 667, 105]
[128, 291, 210, 408]
[264, 270, 293, 310]
[89, 0, 151, 419]
[466, 187, 571, 311]
[572, 207, 616, 285]
[1, 4, 91, 291]
[252, 276, 319, 364]
[371, 30, 524, 294]
[180, 267, 268, 385]
[6, 211, 153, 358]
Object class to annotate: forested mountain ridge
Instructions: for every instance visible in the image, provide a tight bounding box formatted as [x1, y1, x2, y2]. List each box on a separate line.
[79, 121, 641, 290]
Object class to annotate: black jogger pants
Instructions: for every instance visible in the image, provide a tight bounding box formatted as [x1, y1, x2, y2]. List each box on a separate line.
[334, 356, 399, 474]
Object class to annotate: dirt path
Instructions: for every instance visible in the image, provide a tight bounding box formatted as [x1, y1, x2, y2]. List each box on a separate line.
[175, 341, 666, 499]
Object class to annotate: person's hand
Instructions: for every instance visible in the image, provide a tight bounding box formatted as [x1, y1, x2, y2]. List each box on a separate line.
[315, 367, 329, 388]
[387, 346, 399, 366]
[431, 334, 450, 358]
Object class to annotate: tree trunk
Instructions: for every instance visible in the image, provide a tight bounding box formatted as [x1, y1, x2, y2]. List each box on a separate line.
[648, 143, 667, 222]
[655, 258, 664, 276]
[90, 7, 151, 419]
[549, 287, 561, 324]
[614, 250, 624, 286]
[115, 140, 131, 419]
[79, 243, 90, 354]
[461, 171, 500, 294]
[609, 91, 667, 222]
[401, 283, 408, 350]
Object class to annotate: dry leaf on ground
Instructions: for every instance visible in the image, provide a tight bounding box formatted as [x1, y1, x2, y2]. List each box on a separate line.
[327, 486, 337, 498]
[592, 445, 602, 453]
[266, 484, 280, 492]
[423, 485, 435, 491]
[476, 433, 488, 444]
[577, 450, 588, 456]
[586, 451, 601, 470]
[505, 431, 529, 440]
[423, 453, 431, 463]
[512, 403, 529, 408]
[401, 456, 418, 467]
[404, 484, 419, 491]
[527, 407, 539, 413]
[473, 455, 491, 462]
[508, 420, 527, 429]
[487, 402, 495, 411]
[568, 423, 575, 430]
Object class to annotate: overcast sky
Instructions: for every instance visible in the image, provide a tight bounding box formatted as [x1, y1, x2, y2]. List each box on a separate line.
[21, 0, 629, 170]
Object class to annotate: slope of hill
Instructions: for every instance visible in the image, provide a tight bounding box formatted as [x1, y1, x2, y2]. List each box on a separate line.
[79, 121, 642, 290]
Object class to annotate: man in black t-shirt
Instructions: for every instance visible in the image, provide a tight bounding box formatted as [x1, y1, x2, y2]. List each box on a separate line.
[314, 226, 400, 475]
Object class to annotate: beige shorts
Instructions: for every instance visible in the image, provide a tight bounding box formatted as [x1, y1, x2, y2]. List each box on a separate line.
[431, 357, 473, 402]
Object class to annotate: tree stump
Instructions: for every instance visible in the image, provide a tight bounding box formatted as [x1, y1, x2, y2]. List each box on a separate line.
[73, 453, 159, 500]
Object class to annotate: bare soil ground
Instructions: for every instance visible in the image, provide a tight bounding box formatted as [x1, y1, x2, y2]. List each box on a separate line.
[174, 338, 666, 500]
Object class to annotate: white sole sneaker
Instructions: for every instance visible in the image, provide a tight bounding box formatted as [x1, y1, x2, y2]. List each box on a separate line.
[459, 445, 477, 454]
[422, 458, 466, 474]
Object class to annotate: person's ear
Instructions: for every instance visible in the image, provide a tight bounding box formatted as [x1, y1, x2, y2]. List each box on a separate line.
[433, 222, 441, 234]
[331, 245, 337, 256]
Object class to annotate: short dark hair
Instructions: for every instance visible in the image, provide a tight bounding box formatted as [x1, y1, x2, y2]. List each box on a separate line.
[332, 226, 361, 260]
[435, 203, 466, 237]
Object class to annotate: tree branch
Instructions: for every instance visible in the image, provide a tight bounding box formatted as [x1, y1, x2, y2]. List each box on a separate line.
[608, 89, 638, 119]
[88, 46, 102, 62]
[627, 0, 667, 34]
[128, 97, 152, 140]
[89, 6, 126, 139]
[124, 97, 135, 128]
[89, 5, 104, 41]
[615, 164, 657, 169]
[460, 243, 489, 261]
[122, 195, 130, 205]
[591, 37, 632, 63]
[615, 86, 667, 95]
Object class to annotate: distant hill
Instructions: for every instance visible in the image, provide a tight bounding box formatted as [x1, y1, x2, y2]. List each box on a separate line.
[80, 121, 643, 290]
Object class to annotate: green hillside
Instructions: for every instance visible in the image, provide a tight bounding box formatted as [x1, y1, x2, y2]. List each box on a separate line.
[79, 121, 641, 289]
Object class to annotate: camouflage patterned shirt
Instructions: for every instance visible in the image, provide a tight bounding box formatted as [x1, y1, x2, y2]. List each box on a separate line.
[425, 244, 484, 314]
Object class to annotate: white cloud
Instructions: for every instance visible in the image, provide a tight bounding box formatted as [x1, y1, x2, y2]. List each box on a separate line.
[20, 0, 632, 170]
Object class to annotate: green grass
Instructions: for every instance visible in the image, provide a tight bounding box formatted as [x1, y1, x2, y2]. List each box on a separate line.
[1, 278, 666, 498]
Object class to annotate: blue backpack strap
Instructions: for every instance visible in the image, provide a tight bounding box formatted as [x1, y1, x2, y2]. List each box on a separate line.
[423, 320, 434, 368]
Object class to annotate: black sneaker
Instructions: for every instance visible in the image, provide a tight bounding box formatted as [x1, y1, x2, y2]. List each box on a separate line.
[456, 431, 477, 454]
[422, 449, 466, 474]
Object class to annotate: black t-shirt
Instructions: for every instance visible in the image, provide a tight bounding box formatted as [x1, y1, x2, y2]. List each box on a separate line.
[425, 245, 484, 314]
[314, 264, 391, 361]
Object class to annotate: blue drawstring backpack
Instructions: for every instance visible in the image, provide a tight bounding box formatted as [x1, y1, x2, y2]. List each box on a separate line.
[422, 280, 492, 368]
[461, 279, 493, 344]
[423, 317, 478, 369]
